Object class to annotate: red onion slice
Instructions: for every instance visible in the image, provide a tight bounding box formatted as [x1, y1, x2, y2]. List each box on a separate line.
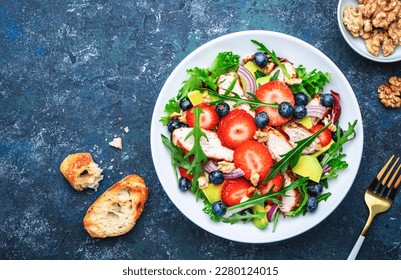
[306, 105, 326, 119]
[267, 204, 279, 222]
[223, 168, 245, 179]
[237, 65, 257, 94]
[204, 160, 218, 173]
[328, 90, 341, 123]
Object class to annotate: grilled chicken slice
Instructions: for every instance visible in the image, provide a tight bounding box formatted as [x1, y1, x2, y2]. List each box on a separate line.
[281, 122, 322, 154]
[172, 127, 234, 162]
[269, 60, 301, 85]
[262, 127, 293, 161]
[279, 171, 300, 213]
[217, 72, 255, 117]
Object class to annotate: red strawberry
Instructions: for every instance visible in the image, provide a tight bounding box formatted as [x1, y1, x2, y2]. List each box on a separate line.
[255, 81, 295, 126]
[186, 103, 219, 130]
[310, 124, 332, 147]
[259, 172, 284, 194]
[217, 109, 257, 149]
[233, 140, 273, 181]
[179, 167, 193, 180]
[221, 178, 253, 206]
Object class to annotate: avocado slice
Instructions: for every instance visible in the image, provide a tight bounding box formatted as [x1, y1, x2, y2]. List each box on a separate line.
[311, 140, 334, 157]
[251, 204, 268, 229]
[244, 61, 261, 78]
[187, 90, 218, 106]
[298, 116, 313, 129]
[256, 76, 271, 88]
[292, 155, 323, 182]
[202, 183, 223, 203]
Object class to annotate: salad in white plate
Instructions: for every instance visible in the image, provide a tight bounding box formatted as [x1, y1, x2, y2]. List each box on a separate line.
[160, 39, 357, 231]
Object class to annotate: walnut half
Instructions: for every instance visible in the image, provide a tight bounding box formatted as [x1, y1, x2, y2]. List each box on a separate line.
[378, 76, 401, 108]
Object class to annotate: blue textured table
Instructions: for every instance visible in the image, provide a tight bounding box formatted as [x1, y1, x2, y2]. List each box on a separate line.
[1, 0, 400, 260]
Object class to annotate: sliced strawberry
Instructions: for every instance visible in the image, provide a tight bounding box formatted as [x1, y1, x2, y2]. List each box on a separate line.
[179, 166, 193, 180]
[217, 109, 257, 149]
[221, 178, 253, 206]
[310, 124, 332, 147]
[255, 81, 295, 126]
[186, 103, 219, 130]
[233, 140, 273, 181]
[259, 172, 284, 195]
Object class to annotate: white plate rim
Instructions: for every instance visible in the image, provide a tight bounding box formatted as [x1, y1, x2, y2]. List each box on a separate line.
[150, 30, 364, 243]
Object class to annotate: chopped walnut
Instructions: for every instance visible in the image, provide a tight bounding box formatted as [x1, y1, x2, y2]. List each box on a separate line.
[253, 130, 269, 143]
[217, 161, 236, 173]
[250, 170, 260, 186]
[170, 111, 187, 124]
[322, 117, 337, 132]
[378, 76, 401, 108]
[197, 175, 209, 189]
[343, 5, 364, 37]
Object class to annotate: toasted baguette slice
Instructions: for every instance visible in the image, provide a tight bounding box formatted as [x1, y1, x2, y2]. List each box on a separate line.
[83, 174, 148, 238]
[60, 153, 103, 191]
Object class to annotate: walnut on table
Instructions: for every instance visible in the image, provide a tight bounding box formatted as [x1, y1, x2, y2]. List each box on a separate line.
[378, 76, 401, 108]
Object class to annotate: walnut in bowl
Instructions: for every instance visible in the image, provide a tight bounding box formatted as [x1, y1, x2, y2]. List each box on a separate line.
[338, 0, 401, 62]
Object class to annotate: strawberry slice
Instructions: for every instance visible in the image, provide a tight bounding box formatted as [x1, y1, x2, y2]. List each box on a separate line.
[217, 109, 257, 149]
[233, 140, 273, 181]
[186, 103, 219, 130]
[310, 124, 332, 147]
[255, 81, 295, 126]
[221, 178, 253, 206]
[259, 172, 284, 194]
[179, 166, 193, 180]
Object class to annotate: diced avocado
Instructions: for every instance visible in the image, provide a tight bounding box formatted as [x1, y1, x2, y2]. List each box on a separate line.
[244, 61, 261, 78]
[202, 183, 223, 203]
[256, 76, 271, 88]
[187, 90, 203, 106]
[311, 140, 335, 157]
[298, 116, 313, 129]
[292, 155, 323, 183]
[252, 204, 268, 229]
[187, 90, 218, 106]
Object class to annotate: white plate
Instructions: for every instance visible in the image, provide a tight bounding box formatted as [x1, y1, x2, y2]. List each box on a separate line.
[150, 30, 364, 243]
[337, 0, 401, 63]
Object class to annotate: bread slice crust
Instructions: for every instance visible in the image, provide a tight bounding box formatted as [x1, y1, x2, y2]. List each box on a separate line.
[83, 174, 148, 238]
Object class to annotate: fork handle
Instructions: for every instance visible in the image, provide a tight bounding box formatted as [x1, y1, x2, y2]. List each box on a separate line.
[347, 235, 365, 260]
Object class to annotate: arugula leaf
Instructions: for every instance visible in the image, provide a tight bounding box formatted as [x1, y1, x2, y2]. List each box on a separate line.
[210, 51, 240, 77]
[161, 134, 192, 181]
[287, 184, 309, 217]
[262, 123, 331, 184]
[272, 208, 280, 233]
[290, 65, 331, 99]
[321, 154, 349, 180]
[159, 97, 180, 125]
[222, 210, 265, 224]
[207, 89, 279, 110]
[318, 192, 332, 202]
[320, 120, 357, 167]
[226, 177, 309, 212]
[254, 69, 266, 79]
[270, 70, 280, 81]
[251, 39, 291, 79]
[184, 106, 208, 196]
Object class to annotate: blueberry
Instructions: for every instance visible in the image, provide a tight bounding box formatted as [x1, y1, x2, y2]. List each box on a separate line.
[317, 152, 327, 162]
[215, 102, 230, 117]
[320, 94, 334, 107]
[212, 201, 227, 216]
[278, 102, 294, 118]
[308, 182, 324, 197]
[254, 52, 268, 67]
[167, 119, 182, 132]
[306, 196, 318, 212]
[295, 93, 309, 106]
[331, 128, 344, 142]
[178, 177, 191, 192]
[293, 104, 307, 119]
[254, 111, 270, 128]
[179, 98, 193, 111]
[209, 170, 225, 185]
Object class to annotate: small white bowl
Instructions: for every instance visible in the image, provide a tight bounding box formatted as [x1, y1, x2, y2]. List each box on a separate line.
[337, 0, 401, 63]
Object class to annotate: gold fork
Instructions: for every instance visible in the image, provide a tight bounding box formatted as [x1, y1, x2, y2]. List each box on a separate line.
[347, 155, 401, 260]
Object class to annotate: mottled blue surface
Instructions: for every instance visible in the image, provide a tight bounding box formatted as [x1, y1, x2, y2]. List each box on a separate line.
[0, 0, 400, 260]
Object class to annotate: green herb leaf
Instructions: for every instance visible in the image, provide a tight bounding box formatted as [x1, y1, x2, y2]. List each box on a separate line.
[210, 51, 241, 77]
[159, 97, 180, 125]
[184, 106, 209, 195]
[262, 123, 331, 184]
[187, 67, 217, 91]
[289, 65, 331, 99]
[251, 39, 291, 79]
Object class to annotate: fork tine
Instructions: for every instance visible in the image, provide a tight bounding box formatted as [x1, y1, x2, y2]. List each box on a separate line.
[377, 155, 396, 183]
[385, 159, 401, 200]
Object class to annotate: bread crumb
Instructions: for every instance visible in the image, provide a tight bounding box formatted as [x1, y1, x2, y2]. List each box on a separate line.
[124, 126, 129, 133]
[109, 137, 122, 150]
